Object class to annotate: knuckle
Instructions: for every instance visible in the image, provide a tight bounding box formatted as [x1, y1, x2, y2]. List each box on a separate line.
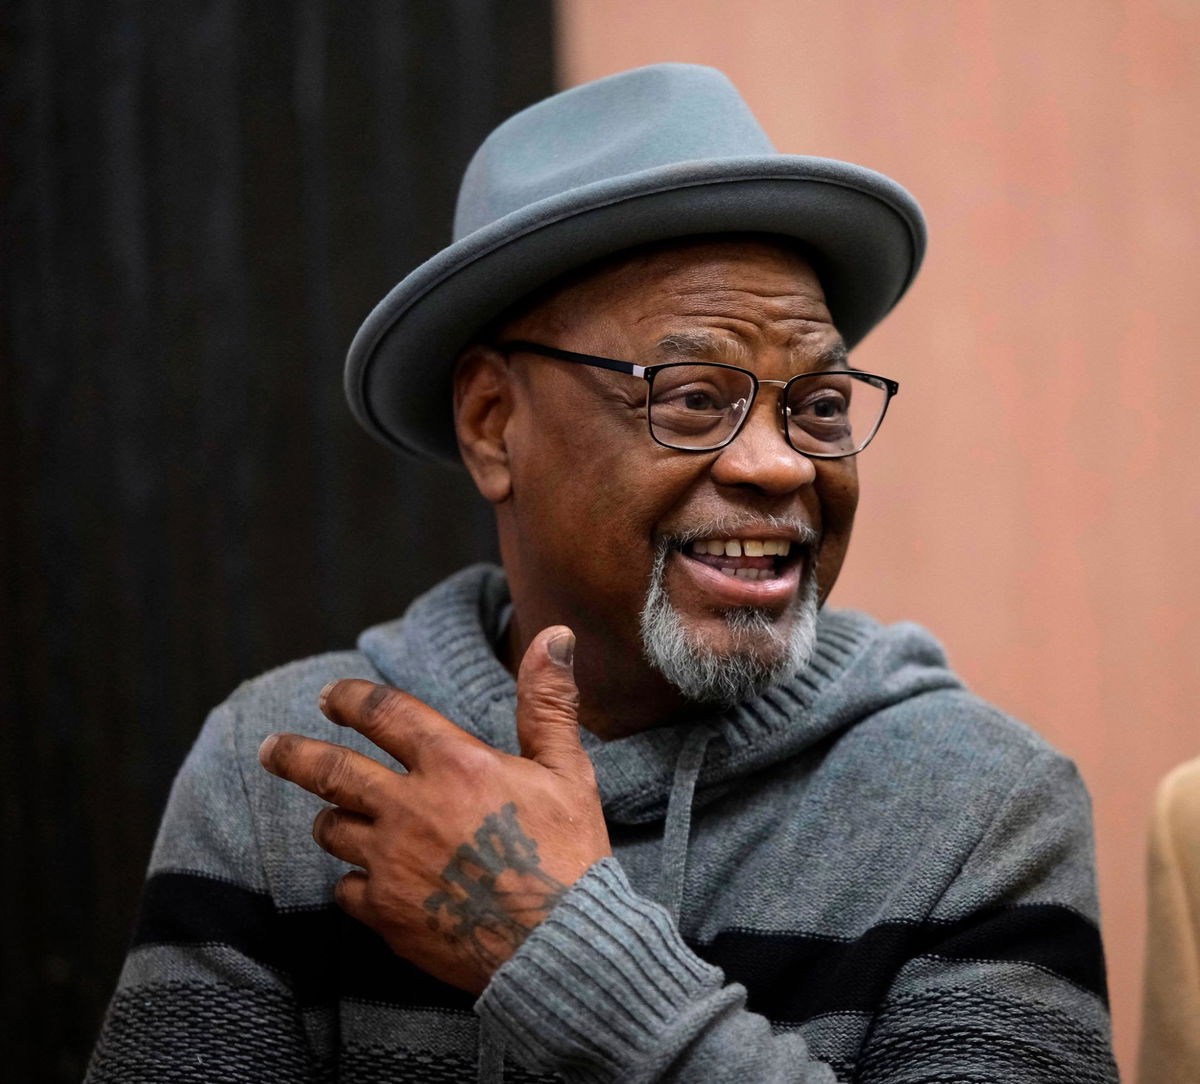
[523, 685, 581, 717]
[405, 726, 447, 764]
[313, 749, 351, 800]
[356, 773, 385, 810]
[449, 743, 497, 785]
[546, 686, 582, 714]
[360, 684, 404, 729]
[312, 807, 339, 849]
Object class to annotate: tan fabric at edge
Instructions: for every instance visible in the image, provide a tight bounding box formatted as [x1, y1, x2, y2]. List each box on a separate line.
[1139, 757, 1200, 1084]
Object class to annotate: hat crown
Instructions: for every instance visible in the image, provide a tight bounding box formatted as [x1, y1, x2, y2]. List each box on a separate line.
[454, 64, 776, 239]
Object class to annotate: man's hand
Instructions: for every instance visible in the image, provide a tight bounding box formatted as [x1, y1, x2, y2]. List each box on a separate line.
[257, 626, 611, 995]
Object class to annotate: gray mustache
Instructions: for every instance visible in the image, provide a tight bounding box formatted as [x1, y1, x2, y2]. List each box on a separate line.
[660, 515, 819, 549]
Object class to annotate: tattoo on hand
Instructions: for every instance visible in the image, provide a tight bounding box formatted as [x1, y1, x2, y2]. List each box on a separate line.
[423, 802, 567, 970]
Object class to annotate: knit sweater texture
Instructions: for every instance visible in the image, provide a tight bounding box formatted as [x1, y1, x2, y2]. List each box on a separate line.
[88, 564, 1118, 1082]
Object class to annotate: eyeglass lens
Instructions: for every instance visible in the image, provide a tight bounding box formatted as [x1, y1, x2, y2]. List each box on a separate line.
[647, 364, 888, 455]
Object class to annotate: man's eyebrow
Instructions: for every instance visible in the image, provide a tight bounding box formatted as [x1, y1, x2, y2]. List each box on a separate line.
[796, 338, 854, 372]
[654, 332, 848, 369]
[804, 340, 849, 371]
[654, 332, 749, 363]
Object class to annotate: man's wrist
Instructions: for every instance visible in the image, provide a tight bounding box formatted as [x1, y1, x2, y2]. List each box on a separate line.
[476, 857, 723, 1074]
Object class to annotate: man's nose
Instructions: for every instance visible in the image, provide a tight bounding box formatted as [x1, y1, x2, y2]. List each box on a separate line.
[707, 388, 817, 495]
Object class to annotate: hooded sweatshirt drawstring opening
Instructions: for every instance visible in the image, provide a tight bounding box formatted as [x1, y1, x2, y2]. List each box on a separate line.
[657, 725, 715, 923]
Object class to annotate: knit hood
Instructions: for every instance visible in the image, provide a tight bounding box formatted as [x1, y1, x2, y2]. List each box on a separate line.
[357, 564, 963, 828]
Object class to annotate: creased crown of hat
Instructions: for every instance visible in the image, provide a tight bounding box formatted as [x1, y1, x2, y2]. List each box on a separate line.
[345, 63, 926, 463]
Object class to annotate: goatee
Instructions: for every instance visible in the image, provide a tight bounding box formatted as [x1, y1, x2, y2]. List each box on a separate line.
[638, 532, 820, 706]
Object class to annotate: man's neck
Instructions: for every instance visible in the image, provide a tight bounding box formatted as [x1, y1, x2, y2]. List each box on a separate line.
[499, 608, 697, 741]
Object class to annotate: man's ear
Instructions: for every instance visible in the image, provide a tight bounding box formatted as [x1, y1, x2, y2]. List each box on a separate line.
[454, 345, 513, 503]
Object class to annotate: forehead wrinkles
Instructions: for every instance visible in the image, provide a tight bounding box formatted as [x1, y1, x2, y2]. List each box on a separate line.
[670, 274, 825, 304]
[649, 316, 839, 365]
[639, 276, 833, 348]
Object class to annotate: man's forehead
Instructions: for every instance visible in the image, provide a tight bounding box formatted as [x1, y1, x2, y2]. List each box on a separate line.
[504, 233, 829, 339]
[652, 328, 848, 370]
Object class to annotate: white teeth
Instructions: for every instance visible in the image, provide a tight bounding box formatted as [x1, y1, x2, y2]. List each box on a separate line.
[691, 536, 795, 559]
[720, 566, 736, 576]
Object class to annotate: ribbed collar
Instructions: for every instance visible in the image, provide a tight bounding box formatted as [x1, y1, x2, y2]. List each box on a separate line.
[359, 564, 958, 826]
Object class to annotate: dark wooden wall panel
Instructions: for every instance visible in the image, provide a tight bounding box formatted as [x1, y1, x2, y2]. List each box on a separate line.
[0, 2, 556, 1079]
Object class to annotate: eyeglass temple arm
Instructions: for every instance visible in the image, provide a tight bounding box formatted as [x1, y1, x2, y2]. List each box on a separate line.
[497, 340, 647, 378]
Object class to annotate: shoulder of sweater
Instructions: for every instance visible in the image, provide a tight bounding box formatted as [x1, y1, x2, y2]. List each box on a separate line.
[826, 682, 1077, 797]
[214, 647, 385, 744]
[874, 683, 1058, 748]
[812, 608, 1068, 771]
[151, 650, 386, 906]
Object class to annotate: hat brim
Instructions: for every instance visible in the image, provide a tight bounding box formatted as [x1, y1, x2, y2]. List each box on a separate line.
[345, 155, 926, 463]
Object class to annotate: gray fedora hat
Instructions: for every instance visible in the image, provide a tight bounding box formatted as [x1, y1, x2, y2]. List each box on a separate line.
[345, 63, 926, 463]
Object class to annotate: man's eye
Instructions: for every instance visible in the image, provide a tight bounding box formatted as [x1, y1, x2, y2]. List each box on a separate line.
[798, 392, 847, 418]
[656, 386, 727, 412]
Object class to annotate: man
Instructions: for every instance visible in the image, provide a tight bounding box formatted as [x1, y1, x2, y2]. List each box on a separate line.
[88, 64, 1117, 1082]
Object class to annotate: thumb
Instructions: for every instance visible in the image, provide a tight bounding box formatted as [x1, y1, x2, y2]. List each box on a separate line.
[516, 625, 586, 774]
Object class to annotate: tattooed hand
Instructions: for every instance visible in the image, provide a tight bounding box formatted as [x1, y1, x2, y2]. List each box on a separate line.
[257, 626, 611, 994]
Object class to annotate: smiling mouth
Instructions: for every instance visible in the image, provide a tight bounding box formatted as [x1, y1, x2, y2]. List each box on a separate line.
[681, 536, 801, 582]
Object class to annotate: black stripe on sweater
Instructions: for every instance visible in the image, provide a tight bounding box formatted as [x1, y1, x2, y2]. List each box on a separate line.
[133, 871, 1108, 1020]
[699, 905, 1109, 1022]
[133, 872, 477, 1011]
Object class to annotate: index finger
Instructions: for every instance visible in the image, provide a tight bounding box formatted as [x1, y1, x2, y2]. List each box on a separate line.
[318, 679, 491, 771]
[258, 733, 394, 816]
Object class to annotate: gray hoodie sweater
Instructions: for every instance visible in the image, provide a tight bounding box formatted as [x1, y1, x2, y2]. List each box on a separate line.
[87, 565, 1117, 1082]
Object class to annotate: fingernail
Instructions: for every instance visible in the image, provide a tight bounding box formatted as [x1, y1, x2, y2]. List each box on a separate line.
[258, 734, 279, 765]
[318, 681, 335, 712]
[547, 631, 575, 669]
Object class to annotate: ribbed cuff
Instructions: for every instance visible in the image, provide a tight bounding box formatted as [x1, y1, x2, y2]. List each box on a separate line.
[476, 858, 725, 1081]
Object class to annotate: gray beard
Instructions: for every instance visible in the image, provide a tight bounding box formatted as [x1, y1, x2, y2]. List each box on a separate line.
[638, 539, 820, 707]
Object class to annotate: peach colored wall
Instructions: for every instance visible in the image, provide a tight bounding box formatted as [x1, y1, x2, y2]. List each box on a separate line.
[560, 1, 1200, 1076]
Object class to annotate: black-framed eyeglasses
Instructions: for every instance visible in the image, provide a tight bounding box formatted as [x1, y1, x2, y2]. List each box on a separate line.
[497, 340, 899, 458]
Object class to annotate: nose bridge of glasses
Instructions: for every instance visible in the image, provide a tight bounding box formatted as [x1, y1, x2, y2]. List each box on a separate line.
[754, 378, 790, 421]
[728, 376, 795, 450]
